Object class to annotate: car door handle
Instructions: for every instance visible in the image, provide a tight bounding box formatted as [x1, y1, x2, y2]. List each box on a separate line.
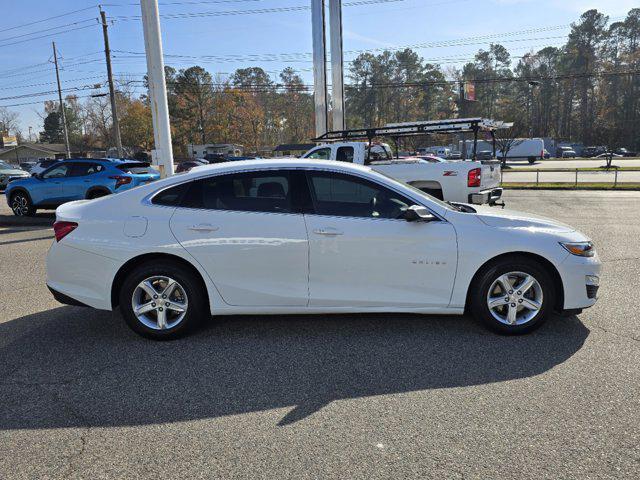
[313, 228, 343, 236]
[188, 224, 219, 233]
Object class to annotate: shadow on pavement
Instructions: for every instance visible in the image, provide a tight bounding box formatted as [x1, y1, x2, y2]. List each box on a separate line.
[0, 307, 589, 429]
[0, 211, 55, 228]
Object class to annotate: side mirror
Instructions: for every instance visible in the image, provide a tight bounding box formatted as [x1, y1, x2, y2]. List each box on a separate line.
[403, 205, 437, 222]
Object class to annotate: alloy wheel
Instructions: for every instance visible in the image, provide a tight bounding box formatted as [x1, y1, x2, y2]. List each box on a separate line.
[11, 195, 29, 216]
[131, 276, 189, 330]
[486, 271, 544, 326]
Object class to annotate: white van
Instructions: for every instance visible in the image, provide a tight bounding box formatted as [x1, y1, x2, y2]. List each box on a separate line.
[460, 138, 545, 164]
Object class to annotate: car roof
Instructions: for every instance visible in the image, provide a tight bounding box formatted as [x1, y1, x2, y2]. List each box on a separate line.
[186, 158, 372, 176]
[57, 158, 144, 165]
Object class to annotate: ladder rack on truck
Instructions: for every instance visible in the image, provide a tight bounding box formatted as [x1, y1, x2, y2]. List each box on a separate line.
[312, 118, 508, 161]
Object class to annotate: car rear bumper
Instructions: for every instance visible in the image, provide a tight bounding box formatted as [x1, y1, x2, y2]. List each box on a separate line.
[46, 240, 117, 310]
[468, 187, 503, 205]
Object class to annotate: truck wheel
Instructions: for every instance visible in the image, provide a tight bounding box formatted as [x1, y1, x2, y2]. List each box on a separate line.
[469, 256, 555, 335]
[528, 157, 536, 164]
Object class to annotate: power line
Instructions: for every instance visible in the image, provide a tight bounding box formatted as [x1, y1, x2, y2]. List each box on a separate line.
[0, 23, 100, 48]
[0, 93, 106, 109]
[0, 76, 107, 91]
[0, 5, 99, 34]
[0, 18, 97, 43]
[113, 0, 407, 20]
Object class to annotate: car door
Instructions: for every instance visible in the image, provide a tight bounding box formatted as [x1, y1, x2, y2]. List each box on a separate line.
[65, 162, 105, 200]
[38, 163, 71, 204]
[303, 170, 457, 308]
[169, 169, 310, 307]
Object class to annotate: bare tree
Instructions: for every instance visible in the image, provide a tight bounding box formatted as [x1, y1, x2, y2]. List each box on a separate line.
[0, 107, 19, 135]
[494, 123, 525, 168]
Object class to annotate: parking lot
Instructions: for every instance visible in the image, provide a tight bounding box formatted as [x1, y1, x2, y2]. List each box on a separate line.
[0, 189, 639, 479]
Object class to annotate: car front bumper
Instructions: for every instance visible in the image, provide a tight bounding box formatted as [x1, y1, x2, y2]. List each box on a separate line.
[559, 253, 602, 310]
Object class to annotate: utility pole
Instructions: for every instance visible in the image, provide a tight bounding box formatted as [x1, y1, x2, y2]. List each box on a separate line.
[311, 0, 328, 137]
[329, 0, 345, 131]
[52, 42, 71, 158]
[140, 0, 174, 177]
[100, 9, 123, 158]
[528, 81, 540, 138]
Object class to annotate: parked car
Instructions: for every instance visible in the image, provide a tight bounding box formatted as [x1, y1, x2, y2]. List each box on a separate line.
[556, 146, 577, 158]
[615, 148, 635, 157]
[543, 149, 550, 159]
[582, 146, 606, 158]
[0, 161, 30, 190]
[46, 158, 600, 340]
[19, 161, 37, 172]
[176, 159, 208, 173]
[5, 158, 160, 216]
[476, 150, 494, 161]
[30, 158, 62, 175]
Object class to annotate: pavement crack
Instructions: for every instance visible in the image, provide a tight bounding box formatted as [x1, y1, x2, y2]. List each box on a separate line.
[590, 322, 640, 345]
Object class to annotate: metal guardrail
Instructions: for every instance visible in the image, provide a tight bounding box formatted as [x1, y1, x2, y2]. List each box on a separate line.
[500, 167, 640, 187]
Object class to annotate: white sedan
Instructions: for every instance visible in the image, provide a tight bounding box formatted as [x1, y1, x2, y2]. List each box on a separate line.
[46, 159, 601, 340]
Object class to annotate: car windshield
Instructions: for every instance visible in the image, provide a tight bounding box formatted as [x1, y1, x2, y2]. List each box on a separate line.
[373, 170, 456, 211]
[0, 161, 12, 169]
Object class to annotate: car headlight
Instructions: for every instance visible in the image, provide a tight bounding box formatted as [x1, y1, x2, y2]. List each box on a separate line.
[560, 241, 596, 257]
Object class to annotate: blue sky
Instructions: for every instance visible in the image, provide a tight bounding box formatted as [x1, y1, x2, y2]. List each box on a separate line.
[0, 0, 636, 135]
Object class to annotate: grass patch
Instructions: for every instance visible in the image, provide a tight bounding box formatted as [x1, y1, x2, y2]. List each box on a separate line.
[507, 166, 640, 172]
[502, 182, 640, 190]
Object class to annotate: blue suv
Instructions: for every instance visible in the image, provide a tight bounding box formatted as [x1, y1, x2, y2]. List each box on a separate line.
[5, 158, 160, 216]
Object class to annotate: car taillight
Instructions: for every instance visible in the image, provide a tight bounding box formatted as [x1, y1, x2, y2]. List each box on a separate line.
[468, 167, 481, 187]
[109, 175, 132, 188]
[541, 149, 544, 159]
[53, 221, 78, 242]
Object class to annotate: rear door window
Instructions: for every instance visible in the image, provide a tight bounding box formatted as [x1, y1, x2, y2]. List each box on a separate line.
[180, 171, 292, 214]
[336, 147, 354, 162]
[69, 163, 105, 176]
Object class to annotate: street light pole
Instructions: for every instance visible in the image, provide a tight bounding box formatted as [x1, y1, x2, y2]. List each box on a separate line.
[140, 0, 174, 177]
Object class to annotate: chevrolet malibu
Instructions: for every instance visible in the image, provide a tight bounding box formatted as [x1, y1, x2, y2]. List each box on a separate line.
[46, 159, 601, 340]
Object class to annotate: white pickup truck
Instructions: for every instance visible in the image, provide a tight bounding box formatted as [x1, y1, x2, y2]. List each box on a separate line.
[301, 142, 503, 205]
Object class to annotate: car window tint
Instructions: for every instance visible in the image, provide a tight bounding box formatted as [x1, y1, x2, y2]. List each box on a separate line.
[42, 164, 70, 179]
[336, 147, 354, 162]
[181, 171, 292, 213]
[307, 171, 412, 219]
[152, 182, 189, 206]
[70, 163, 104, 176]
[306, 148, 331, 160]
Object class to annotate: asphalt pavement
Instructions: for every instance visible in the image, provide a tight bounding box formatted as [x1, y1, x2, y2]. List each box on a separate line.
[0, 191, 639, 479]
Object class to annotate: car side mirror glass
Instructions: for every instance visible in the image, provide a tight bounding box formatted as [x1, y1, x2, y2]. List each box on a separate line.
[403, 205, 436, 222]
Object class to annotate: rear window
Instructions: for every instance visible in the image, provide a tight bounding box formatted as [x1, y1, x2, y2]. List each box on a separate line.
[152, 183, 189, 206]
[117, 162, 154, 174]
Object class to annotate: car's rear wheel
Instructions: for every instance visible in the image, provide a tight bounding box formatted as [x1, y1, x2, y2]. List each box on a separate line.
[10, 192, 36, 216]
[119, 261, 206, 340]
[469, 257, 555, 334]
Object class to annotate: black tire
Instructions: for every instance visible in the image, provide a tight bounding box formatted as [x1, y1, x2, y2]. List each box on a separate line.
[10, 191, 36, 216]
[87, 189, 110, 200]
[528, 157, 536, 164]
[119, 260, 207, 340]
[469, 256, 556, 335]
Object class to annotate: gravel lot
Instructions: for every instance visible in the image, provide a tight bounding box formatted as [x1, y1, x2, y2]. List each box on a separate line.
[0, 190, 638, 479]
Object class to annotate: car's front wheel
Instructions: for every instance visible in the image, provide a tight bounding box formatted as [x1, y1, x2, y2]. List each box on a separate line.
[119, 260, 207, 340]
[10, 192, 36, 216]
[469, 257, 556, 334]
